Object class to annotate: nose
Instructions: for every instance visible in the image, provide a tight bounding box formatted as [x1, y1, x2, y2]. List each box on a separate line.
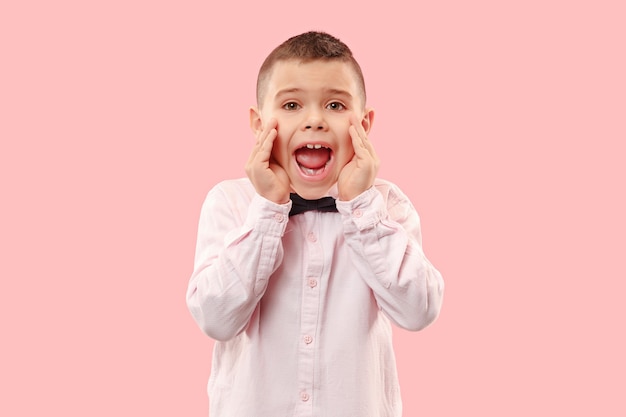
[303, 110, 328, 131]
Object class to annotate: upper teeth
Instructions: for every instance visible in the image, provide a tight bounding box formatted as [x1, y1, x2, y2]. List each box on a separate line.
[306, 144, 324, 149]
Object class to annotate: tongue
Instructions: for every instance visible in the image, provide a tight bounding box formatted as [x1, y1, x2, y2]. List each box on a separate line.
[295, 148, 330, 169]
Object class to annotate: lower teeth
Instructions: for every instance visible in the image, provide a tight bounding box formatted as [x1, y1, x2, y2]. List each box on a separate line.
[302, 166, 324, 175]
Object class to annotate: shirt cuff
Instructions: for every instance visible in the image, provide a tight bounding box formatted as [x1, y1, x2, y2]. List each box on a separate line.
[336, 186, 387, 231]
[244, 193, 292, 236]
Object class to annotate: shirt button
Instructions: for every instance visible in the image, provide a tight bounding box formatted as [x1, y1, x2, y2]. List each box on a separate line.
[353, 209, 363, 218]
[307, 232, 317, 242]
[273, 213, 284, 223]
[303, 335, 313, 344]
[300, 391, 310, 402]
[308, 278, 318, 288]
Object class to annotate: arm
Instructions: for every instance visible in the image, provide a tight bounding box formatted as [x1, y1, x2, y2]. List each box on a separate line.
[337, 183, 444, 331]
[187, 117, 292, 341]
[186, 183, 291, 341]
[337, 115, 443, 330]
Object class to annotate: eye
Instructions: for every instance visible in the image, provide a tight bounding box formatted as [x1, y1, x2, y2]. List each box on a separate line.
[283, 102, 300, 111]
[326, 102, 345, 111]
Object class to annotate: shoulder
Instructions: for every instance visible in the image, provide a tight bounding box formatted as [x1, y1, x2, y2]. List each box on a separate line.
[372, 178, 411, 207]
[210, 177, 255, 196]
[371, 178, 422, 223]
[203, 178, 256, 208]
[197, 178, 256, 224]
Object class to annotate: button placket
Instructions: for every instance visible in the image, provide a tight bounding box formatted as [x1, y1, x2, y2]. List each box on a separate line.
[296, 223, 323, 415]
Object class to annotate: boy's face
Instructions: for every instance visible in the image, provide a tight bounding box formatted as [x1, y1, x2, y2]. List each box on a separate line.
[250, 59, 374, 199]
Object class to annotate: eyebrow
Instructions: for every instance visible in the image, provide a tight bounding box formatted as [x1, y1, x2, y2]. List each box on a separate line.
[274, 88, 353, 100]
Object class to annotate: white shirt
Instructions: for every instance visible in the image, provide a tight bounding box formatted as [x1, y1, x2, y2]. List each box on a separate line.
[186, 178, 444, 416]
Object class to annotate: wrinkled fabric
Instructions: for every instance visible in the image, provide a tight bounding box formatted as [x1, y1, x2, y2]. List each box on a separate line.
[187, 178, 444, 417]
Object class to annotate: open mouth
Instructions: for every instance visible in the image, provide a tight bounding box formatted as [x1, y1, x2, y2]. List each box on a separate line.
[294, 143, 332, 177]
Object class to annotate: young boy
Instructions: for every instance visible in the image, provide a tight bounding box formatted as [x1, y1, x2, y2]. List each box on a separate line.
[186, 31, 444, 417]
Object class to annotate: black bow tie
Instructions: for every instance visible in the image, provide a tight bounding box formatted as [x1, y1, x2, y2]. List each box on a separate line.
[289, 193, 338, 217]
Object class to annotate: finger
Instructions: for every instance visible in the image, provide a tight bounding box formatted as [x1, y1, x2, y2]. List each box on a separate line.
[351, 114, 379, 153]
[359, 130, 377, 156]
[349, 116, 375, 156]
[254, 118, 275, 145]
[348, 125, 372, 160]
[349, 114, 368, 141]
[257, 127, 278, 163]
[250, 119, 278, 159]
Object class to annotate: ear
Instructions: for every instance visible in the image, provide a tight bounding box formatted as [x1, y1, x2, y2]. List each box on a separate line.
[249, 106, 263, 135]
[360, 108, 375, 134]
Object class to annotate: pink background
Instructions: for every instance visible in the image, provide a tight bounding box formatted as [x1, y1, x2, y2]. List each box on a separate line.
[2, 1, 624, 415]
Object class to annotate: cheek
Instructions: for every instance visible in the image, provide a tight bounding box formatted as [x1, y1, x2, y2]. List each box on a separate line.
[335, 122, 353, 147]
[270, 133, 291, 162]
[331, 114, 351, 129]
[334, 140, 355, 166]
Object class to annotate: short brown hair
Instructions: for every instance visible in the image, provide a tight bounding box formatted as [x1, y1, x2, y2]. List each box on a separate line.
[256, 31, 366, 107]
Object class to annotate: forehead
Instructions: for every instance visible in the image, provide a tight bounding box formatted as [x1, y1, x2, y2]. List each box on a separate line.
[263, 59, 363, 103]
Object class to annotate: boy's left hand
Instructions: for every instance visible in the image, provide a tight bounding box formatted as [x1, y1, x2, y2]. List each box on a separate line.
[337, 115, 380, 201]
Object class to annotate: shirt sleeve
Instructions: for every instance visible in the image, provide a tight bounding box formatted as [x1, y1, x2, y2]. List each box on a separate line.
[186, 184, 291, 341]
[336, 184, 444, 331]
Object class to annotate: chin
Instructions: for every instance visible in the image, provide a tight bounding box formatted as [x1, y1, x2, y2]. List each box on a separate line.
[290, 183, 334, 200]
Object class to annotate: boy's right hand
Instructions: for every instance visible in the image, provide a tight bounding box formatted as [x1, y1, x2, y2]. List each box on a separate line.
[245, 118, 291, 204]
